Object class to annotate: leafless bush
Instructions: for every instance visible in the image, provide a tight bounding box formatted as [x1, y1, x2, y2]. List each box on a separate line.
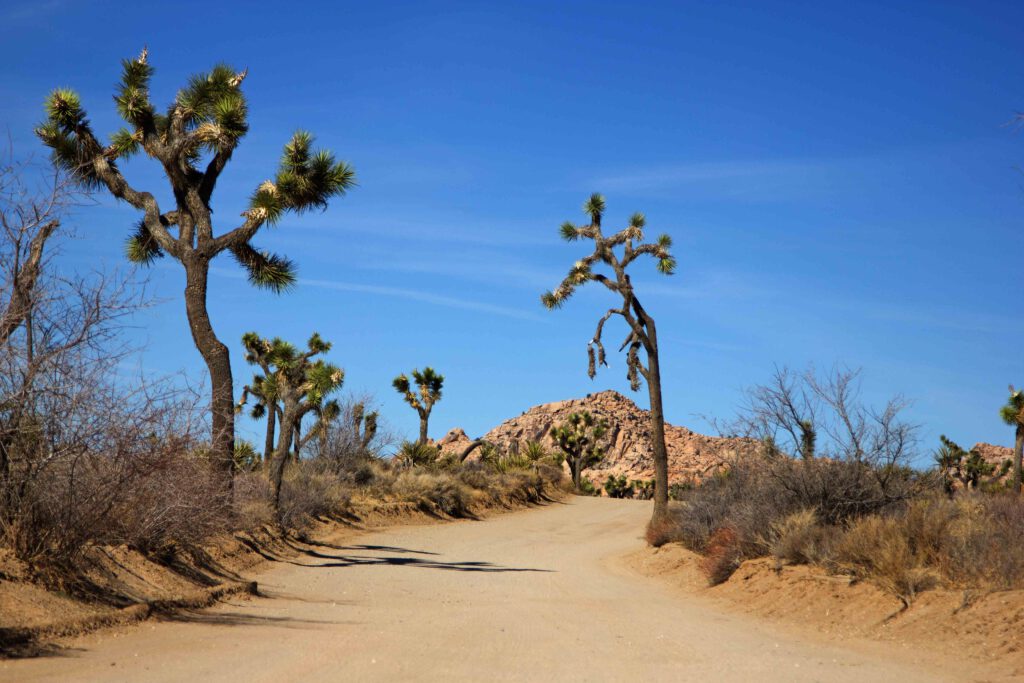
[304, 396, 396, 477]
[0, 150, 240, 570]
[714, 365, 920, 474]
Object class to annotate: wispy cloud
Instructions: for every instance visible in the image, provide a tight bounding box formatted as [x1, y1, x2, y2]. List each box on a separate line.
[300, 277, 541, 320]
[210, 267, 539, 320]
[589, 158, 835, 200]
[2, 0, 65, 24]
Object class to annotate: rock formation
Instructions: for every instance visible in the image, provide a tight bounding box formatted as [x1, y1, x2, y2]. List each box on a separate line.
[435, 390, 758, 485]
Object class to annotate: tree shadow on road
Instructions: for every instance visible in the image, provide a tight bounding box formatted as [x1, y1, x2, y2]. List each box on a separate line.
[158, 609, 359, 630]
[281, 543, 553, 573]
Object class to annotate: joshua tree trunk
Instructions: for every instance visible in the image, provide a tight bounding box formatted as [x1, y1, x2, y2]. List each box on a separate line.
[418, 410, 430, 445]
[1014, 425, 1023, 496]
[569, 458, 582, 490]
[632, 300, 669, 522]
[646, 342, 669, 522]
[183, 259, 235, 480]
[271, 402, 299, 516]
[263, 407, 277, 468]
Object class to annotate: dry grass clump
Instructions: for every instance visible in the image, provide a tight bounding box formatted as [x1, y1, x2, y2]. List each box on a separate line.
[833, 514, 938, 602]
[392, 470, 475, 517]
[768, 509, 838, 566]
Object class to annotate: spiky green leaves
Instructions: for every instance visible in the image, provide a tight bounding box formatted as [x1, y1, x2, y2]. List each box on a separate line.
[560, 221, 579, 241]
[115, 50, 155, 128]
[44, 88, 86, 129]
[36, 89, 105, 189]
[393, 367, 444, 412]
[125, 220, 164, 265]
[1001, 386, 1024, 426]
[656, 255, 677, 275]
[306, 332, 330, 355]
[541, 284, 574, 310]
[230, 243, 296, 292]
[583, 192, 605, 224]
[109, 128, 141, 159]
[412, 367, 444, 401]
[273, 131, 355, 214]
[392, 374, 411, 396]
[304, 360, 344, 405]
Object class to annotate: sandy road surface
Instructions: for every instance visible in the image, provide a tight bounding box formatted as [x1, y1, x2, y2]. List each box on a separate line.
[2, 497, 988, 682]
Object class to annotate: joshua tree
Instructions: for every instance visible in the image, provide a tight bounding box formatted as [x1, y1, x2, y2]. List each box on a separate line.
[392, 367, 444, 445]
[542, 193, 676, 521]
[550, 411, 608, 491]
[238, 332, 343, 514]
[1001, 386, 1024, 494]
[352, 401, 379, 450]
[35, 51, 355, 480]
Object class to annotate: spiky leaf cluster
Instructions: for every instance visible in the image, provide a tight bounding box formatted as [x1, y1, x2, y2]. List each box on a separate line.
[393, 366, 445, 412]
[1001, 386, 1024, 427]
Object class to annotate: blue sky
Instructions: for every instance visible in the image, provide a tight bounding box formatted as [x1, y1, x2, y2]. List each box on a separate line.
[2, 1, 1022, 461]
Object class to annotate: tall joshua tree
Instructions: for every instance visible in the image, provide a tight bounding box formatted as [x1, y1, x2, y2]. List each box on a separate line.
[35, 50, 355, 479]
[238, 332, 343, 514]
[392, 367, 444, 445]
[550, 411, 608, 491]
[1002, 385, 1024, 495]
[542, 193, 676, 523]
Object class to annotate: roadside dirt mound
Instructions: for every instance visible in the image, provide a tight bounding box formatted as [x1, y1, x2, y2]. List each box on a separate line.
[629, 543, 1024, 674]
[437, 390, 759, 485]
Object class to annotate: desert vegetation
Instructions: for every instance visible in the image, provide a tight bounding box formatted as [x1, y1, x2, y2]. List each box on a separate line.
[650, 366, 1024, 604]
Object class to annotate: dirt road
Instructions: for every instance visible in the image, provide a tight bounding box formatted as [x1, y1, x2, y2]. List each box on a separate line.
[2, 498, 985, 682]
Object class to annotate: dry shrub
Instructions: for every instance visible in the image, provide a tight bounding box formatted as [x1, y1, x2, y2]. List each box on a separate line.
[278, 466, 352, 530]
[835, 515, 937, 601]
[645, 514, 686, 548]
[110, 452, 230, 554]
[769, 509, 838, 566]
[700, 527, 743, 585]
[232, 472, 275, 530]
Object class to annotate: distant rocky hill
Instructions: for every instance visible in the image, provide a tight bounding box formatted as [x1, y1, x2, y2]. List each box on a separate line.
[435, 390, 759, 486]
[970, 442, 1015, 484]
